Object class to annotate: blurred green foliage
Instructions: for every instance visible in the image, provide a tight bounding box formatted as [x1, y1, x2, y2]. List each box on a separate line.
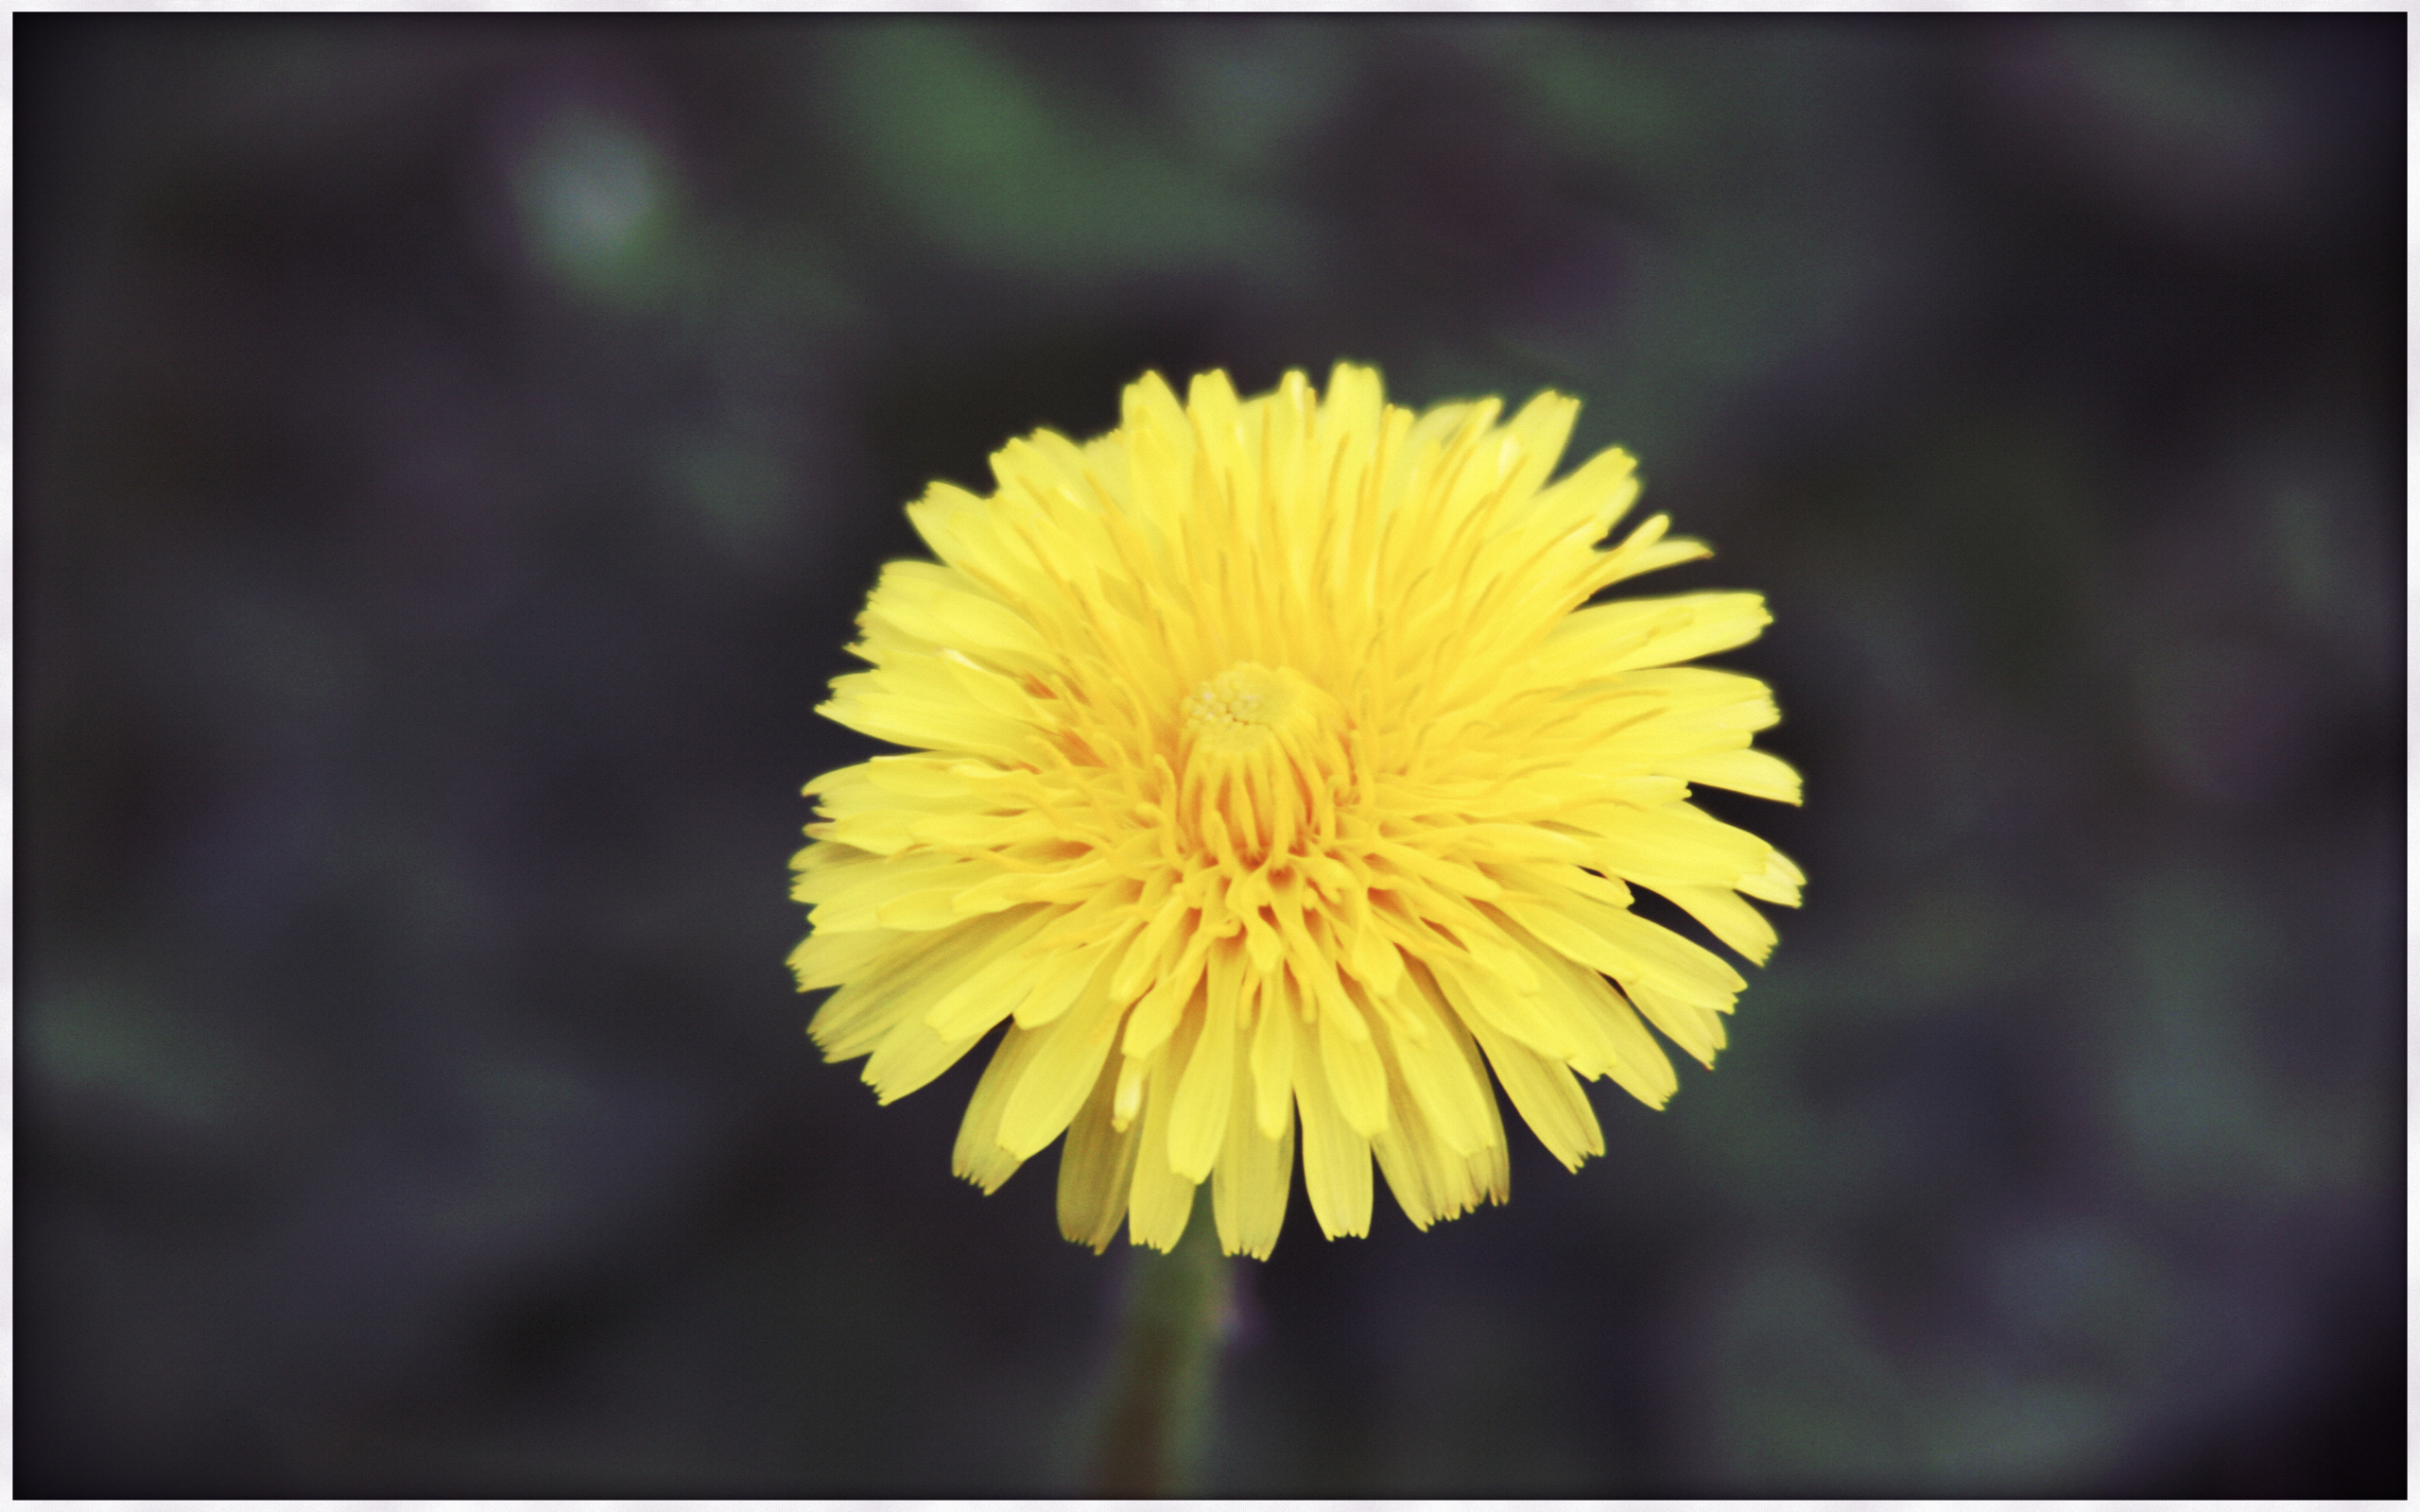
[825, 25, 1304, 284]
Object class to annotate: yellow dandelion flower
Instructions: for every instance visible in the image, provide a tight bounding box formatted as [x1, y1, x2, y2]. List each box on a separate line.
[790, 362, 1803, 1259]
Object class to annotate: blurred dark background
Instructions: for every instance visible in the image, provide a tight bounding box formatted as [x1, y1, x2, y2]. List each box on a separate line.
[18, 13, 2403, 1497]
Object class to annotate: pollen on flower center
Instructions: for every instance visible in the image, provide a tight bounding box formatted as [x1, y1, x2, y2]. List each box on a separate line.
[1184, 663, 1305, 747]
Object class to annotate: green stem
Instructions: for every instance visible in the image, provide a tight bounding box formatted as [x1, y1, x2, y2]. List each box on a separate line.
[1086, 1196, 1233, 1495]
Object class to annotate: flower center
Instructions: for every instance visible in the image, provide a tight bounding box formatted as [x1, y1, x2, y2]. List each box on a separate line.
[1184, 663, 1306, 749]
[1176, 663, 1345, 867]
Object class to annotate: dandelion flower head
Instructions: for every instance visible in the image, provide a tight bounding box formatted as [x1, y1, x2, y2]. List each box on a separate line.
[791, 363, 1803, 1258]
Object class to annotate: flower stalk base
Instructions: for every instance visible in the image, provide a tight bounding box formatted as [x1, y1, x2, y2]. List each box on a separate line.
[1086, 1201, 1232, 1494]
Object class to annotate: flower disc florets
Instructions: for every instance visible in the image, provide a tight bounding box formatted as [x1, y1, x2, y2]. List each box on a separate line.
[791, 362, 1803, 1258]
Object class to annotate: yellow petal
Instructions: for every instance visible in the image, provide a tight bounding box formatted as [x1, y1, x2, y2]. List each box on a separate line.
[1210, 1061, 1295, 1260]
[1666, 746, 1804, 805]
[1127, 1007, 1204, 1252]
[954, 1025, 1046, 1193]
[1057, 1057, 1141, 1253]
[995, 957, 1124, 1159]
[1166, 940, 1243, 1182]
[1655, 883, 1780, 965]
[1293, 1015, 1374, 1239]
[1465, 1014, 1603, 1171]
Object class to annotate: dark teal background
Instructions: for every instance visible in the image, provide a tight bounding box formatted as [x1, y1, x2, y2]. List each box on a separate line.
[21, 14, 2402, 1496]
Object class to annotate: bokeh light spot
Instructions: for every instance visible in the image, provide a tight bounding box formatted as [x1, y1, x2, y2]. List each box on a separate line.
[514, 110, 675, 304]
